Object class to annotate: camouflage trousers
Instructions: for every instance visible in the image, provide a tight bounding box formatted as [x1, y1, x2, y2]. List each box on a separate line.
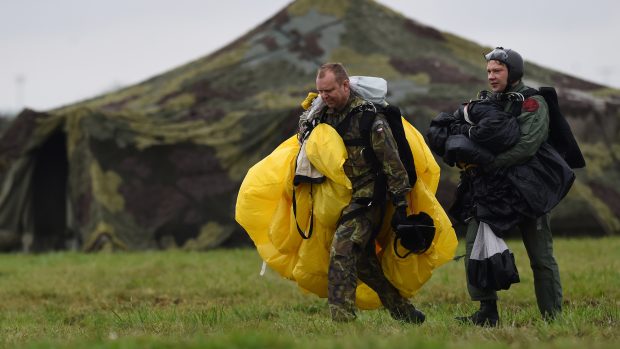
[328, 202, 410, 321]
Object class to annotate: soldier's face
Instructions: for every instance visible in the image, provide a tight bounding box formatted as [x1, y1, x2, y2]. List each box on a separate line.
[316, 71, 350, 111]
[487, 60, 509, 92]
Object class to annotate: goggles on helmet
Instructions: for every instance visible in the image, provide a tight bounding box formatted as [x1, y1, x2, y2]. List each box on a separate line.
[484, 47, 509, 62]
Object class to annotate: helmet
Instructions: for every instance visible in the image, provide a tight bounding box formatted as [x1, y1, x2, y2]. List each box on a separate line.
[393, 212, 435, 257]
[485, 47, 524, 84]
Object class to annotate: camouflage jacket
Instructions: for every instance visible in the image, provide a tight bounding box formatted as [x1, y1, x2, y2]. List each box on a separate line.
[486, 82, 550, 169]
[321, 94, 410, 206]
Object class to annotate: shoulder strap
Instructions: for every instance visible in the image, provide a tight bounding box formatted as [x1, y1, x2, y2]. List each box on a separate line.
[338, 103, 417, 185]
[335, 103, 376, 147]
[292, 184, 313, 239]
[334, 110, 355, 139]
[375, 105, 417, 186]
[521, 87, 539, 99]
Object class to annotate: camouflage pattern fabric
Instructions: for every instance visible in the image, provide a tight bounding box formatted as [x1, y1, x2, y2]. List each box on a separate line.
[1, 0, 618, 252]
[322, 95, 410, 201]
[322, 94, 413, 320]
[0, 108, 239, 252]
[329, 203, 415, 321]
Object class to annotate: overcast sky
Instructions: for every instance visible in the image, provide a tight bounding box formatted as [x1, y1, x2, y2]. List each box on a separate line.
[1, 0, 618, 114]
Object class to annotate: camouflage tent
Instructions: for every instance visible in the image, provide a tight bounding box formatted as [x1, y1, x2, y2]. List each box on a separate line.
[1, 0, 619, 252]
[0, 108, 253, 251]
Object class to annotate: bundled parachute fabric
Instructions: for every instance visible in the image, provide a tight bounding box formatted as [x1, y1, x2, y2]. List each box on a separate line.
[427, 100, 575, 235]
[467, 222, 520, 291]
[236, 119, 457, 309]
[448, 143, 575, 235]
[523, 87, 586, 169]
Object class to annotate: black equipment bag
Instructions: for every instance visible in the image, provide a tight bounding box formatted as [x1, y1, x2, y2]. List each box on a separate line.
[523, 87, 586, 169]
[467, 222, 520, 291]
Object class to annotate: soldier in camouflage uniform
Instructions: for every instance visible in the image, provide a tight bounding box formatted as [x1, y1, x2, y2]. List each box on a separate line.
[314, 63, 425, 323]
[455, 48, 563, 327]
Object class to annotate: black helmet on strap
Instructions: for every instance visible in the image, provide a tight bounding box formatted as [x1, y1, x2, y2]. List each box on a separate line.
[485, 47, 524, 84]
[393, 212, 435, 258]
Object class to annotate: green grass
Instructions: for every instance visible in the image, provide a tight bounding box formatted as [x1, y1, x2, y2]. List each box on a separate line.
[0, 237, 618, 349]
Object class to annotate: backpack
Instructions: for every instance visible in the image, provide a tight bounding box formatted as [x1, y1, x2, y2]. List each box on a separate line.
[521, 87, 586, 169]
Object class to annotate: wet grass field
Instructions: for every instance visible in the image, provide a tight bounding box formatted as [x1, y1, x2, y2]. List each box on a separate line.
[0, 237, 618, 349]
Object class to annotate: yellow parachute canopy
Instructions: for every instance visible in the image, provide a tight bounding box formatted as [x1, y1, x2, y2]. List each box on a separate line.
[236, 119, 457, 309]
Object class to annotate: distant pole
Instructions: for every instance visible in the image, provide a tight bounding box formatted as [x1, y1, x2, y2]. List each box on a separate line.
[15, 74, 25, 111]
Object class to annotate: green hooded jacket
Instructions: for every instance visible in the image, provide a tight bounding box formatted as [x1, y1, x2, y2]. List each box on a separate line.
[486, 82, 550, 169]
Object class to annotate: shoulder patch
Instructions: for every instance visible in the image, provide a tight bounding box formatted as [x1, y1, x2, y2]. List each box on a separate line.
[522, 98, 539, 112]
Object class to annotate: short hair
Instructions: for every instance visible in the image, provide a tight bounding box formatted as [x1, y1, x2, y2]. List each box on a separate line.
[317, 63, 349, 84]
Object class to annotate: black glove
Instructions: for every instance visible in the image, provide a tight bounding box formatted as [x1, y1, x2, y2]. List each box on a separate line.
[391, 205, 408, 230]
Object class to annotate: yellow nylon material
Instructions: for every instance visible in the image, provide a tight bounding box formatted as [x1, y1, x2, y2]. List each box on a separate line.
[305, 124, 352, 189]
[235, 119, 457, 309]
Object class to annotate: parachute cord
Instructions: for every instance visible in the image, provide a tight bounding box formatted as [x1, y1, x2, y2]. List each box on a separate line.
[292, 183, 314, 239]
[393, 237, 414, 259]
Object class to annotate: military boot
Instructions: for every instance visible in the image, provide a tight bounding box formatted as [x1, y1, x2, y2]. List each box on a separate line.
[388, 302, 426, 324]
[456, 300, 499, 327]
[329, 302, 357, 322]
[327, 275, 358, 322]
[375, 286, 426, 324]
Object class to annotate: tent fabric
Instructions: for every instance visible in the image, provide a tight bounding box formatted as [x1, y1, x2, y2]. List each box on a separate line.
[236, 119, 457, 309]
[0, 108, 245, 251]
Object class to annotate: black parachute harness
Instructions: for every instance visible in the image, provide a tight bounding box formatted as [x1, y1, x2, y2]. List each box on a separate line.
[330, 102, 388, 239]
[332, 102, 431, 257]
[293, 101, 435, 258]
[479, 87, 585, 169]
[473, 90, 525, 116]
